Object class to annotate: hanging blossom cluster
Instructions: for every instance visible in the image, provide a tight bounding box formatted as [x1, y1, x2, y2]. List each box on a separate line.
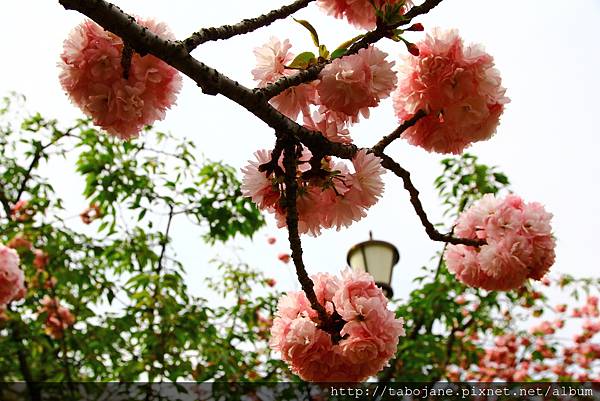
[59, 18, 182, 139]
[242, 149, 385, 236]
[318, 0, 413, 30]
[38, 296, 76, 340]
[393, 28, 510, 154]
[270, 269, 405, 381]
[444, 194, 555, 291]
[0, 245, 26, 311]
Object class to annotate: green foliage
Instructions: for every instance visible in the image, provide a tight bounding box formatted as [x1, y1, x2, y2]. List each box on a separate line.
[435, 153, 511, 218]
[0, 95, 270, 382]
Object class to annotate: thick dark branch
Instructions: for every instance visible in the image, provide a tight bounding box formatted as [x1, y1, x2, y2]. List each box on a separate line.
[372, 110, 426, 154]
[281, 141, 329, 325]
[376, 152, 484, 247]
[184, 0, 315, 52]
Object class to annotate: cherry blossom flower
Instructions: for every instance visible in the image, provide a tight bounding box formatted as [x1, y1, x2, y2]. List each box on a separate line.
[318, 0, 412, 30]
[0, 245, 26, 307]
[318, 46, 396, 118]
[393, 28, 509, 154]
[241, 149, 385, 236]
[270, 269, 404, 381]
[444, 194, 555, 291]
[59, 18, 182, 139]
[252, 37, 318, 120]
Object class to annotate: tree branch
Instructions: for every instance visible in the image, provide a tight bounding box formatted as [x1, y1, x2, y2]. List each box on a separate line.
[281, 140, 329, 325]
[184, 0, 315, 52]
[371, 110, 426, 154]
[375, 152, 485, 247]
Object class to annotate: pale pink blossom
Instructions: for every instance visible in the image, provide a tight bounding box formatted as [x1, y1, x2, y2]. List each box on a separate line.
[59, 19, 182, 139]
[318, 46, 396, 118]
[393, 28, 509, 154]
[270, 269, 404, 381]
[318, 0, 412, 30]
[252, 37, 318, 120]
[240, 149, 281, 211]
[444, 194, 555, 291]
[252, 37, 293, 86]
[0, 245, 26, 307]
[242, 149, 385, 236]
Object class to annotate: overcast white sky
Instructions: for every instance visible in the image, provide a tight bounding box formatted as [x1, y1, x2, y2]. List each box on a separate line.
[1, 1, 599, 300]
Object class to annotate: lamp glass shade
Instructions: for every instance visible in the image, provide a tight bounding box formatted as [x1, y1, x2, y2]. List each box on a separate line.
[347, 240, 399, 286]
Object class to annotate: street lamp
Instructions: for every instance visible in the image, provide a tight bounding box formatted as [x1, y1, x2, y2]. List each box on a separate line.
[346, 231, 400, 299]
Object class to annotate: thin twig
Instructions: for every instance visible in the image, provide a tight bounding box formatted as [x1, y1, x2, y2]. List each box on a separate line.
[375, 152, 485, 247]
[184, 0, 315, 52]
[372, 110, 426, 154]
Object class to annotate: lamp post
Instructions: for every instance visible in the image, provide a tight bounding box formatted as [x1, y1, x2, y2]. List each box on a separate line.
[346, 231, 400, 299]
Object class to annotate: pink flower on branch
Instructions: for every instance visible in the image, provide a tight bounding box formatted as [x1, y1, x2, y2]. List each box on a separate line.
[59, 19, 182, 139]
[270, 269, 404, 382]
[317, 46, 396, 118]
[252, 37, 318, 121]
[0, 244, 26, 307]
[444, 194, 555, 291]
[241, 149, 385, 236]
[393, 28, 509, 154]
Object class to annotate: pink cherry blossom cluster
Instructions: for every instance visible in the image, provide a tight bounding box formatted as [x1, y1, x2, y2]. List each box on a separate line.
[393, 28, 510, 154]
[38, 296, 75, 340]
[317, 0, 413, 30]
[241, 149, 385, 236]
[59, 19, 182, 139]
[0, 244, 26, 311]
[270, 269, 405, 381]
[444, 194, 555, 291]
[252, 37, 397, 142]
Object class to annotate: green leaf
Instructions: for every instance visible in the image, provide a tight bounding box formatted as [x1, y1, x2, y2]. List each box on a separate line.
[293, 18, 319, 47]
[287, 51, 317, 69]
[330, 48, 347, 60]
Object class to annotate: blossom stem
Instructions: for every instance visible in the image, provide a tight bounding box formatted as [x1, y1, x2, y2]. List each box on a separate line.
[184, 0, 316, 52]
[281, 140, 330, 325]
